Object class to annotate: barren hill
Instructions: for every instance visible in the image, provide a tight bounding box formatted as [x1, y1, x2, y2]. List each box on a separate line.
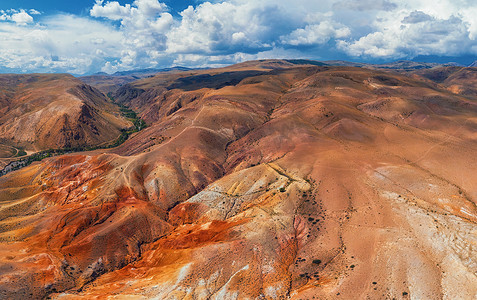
[0, 61, 476, 299]
[0, 74, 131, 154]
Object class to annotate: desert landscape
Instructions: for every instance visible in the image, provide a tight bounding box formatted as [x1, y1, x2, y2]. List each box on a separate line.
[0, 60, 476, 299]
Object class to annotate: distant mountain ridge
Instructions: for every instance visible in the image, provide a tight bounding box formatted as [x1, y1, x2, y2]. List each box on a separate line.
[287, 59, 463, 69]
[88, 66, 194, 77]
[79, 66, 196, 94]
[110, 66, 192, 76]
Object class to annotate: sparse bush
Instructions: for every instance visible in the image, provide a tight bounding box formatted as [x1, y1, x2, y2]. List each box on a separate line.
[15, 149, 27, 157]
[312, 259, 321, 265]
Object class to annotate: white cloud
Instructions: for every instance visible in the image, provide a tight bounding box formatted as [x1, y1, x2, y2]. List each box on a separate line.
[89, 0, 173, 71]
[338, 2, 476, 58]
[0, 14, 123, 74]
[281, 21, 350, 46]
[90, 1, 133, 20]
[165, 0, 344, 56]
[0, 9, 34, 25]
[11, 11, 34, 24]
[166, 2, 278, 54]
[29, 9, 41, 15]
[91, 0, 169, 29]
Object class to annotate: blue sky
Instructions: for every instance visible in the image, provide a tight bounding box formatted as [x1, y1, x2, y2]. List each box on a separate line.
[1, 0, 477, 74]
[0, 0, 195, 16]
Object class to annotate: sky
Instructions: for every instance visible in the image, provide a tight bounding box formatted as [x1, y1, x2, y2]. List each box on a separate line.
[1, 0, 477, 74]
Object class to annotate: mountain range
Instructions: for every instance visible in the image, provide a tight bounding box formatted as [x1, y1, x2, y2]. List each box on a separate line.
[0, 60, 476, 299]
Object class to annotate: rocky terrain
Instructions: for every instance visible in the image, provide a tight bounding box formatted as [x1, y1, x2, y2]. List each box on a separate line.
[0, 74, 131, 155]
[0, 61, 476, 299]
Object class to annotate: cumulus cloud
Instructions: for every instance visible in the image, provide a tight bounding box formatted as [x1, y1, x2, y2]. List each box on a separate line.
[89, 0, 173, 71]
[1, 0, 477, 74]
[11, 11, 34, 24]
[338, 1, 476, 58]
[281, 21, 350, 46]
[90, 1, 132, 20]
[166, 1, 303, 55]
[91, 0, 170, 31]
[0, 14, 123, 74]
[0, 9, 34, 25]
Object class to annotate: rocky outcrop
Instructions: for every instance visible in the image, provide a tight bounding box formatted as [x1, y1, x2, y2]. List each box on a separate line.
[114, 84, 145, 105]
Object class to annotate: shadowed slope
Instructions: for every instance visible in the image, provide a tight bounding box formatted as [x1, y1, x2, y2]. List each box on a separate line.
[412, 66, 477, 96]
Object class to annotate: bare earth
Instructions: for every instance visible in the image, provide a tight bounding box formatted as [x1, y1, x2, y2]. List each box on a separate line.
[0, 61, 476, 299]
[0, 74, 131, 152]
